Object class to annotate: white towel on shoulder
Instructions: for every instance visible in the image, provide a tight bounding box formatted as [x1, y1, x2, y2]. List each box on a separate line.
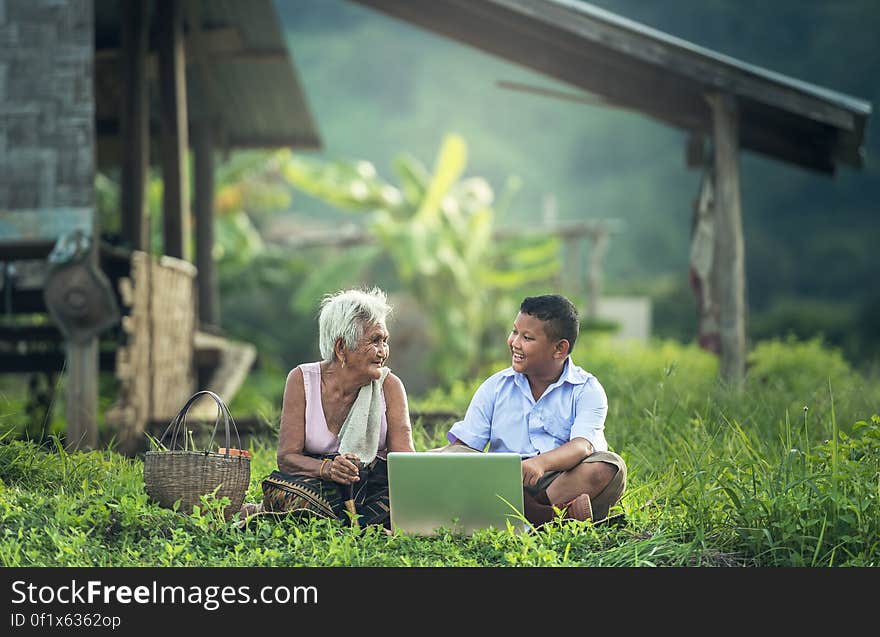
[337, 366, 390, 464]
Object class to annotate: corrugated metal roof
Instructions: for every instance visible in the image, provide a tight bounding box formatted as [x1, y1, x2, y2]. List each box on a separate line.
[543, 0, 871, 116]
[188, 0, 320, 149]
[350, 0, 871, 174]
[94, 0, 321, 155]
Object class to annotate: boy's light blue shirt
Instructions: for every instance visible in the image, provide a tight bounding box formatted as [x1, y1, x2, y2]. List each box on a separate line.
[447, 357, 609, 458]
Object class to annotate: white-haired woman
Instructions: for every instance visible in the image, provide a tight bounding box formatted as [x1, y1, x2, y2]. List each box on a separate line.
[257, 287, 415, 529]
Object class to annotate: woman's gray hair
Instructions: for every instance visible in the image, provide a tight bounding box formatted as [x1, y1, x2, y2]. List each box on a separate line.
[318, 287, 392, 361]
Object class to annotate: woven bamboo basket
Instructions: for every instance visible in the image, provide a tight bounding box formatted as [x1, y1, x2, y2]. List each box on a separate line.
[144, 390, 250, 521]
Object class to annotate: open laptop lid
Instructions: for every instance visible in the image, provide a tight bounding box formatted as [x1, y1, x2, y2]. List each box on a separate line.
[387, 452, 526, 535]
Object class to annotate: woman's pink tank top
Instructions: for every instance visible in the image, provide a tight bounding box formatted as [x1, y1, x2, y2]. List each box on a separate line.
[299, 362, 388, 457]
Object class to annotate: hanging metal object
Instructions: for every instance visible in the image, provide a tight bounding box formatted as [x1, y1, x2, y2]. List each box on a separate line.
[43, 231, 120, 344]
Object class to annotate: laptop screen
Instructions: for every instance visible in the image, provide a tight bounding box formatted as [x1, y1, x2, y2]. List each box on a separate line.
[387, 452, 526, 535]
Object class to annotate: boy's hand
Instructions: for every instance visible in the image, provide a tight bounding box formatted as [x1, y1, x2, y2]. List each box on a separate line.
[522, 456, 546, 487]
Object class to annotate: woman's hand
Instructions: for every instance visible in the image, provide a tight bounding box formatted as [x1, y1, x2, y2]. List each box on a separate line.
[522, 456, 546, 487]
[328, 453, 362, 484]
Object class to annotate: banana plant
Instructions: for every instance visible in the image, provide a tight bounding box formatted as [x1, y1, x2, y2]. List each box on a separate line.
[279, 134, 561, 386]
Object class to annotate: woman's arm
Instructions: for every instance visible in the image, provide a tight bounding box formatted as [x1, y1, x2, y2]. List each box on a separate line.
[276, 367, 325, 478]
[384, 372, 415, 452]
[521, 438, 592, 486]
[276, 367, 361, 484]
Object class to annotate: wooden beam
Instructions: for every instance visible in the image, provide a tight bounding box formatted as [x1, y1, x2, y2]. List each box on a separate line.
[586, 230, 610, 319]
[350, 0, 867, 172]
[95, 20, 285, 71]
[157, 0, 191, 260]
[0, 325, 63, 340]
[97, 122, 323, 153]
[184, 26, 245, 56]
[348, 0, 713, 141]
[187, 334, 256, 420]
[223, 135, 322, 150]
[709, 93, 746, 384]
[0, 351, 117, 373]
[95, 47, 288, 75]
[492, 0, 862, 131]
[563, 237, 581, 306]
[65, 340, 99, 451]
[120, 0, 150, 252]
[193, 123, 219, 327]
[272, 219, 622, 250]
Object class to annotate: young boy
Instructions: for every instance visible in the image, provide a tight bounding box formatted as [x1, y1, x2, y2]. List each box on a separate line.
[441, 294, 626, 524]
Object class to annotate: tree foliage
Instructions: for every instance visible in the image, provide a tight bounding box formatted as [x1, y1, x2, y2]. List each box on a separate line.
[278, 134, 561, 385]
[275, 0, 880, 367]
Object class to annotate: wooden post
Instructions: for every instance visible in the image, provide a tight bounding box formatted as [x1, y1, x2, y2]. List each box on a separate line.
[563, 236, 581, 301]
[542, 194, 563, 292]
[65, 339, 99, 451]
[586, 229, 609, 320]
[689, 168, 722, 355]
[193, 123, 219, 327]
[120, 0, 150, 252]
[63, 229, 102, 452]
[157, 0, 190, 260]
[709, 93, 746, 384]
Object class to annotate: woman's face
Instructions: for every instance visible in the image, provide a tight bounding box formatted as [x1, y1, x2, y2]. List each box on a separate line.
[345, 321, 390, 380]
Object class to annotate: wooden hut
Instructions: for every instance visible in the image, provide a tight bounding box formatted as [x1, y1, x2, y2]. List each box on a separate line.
[0, 0, 321, 452]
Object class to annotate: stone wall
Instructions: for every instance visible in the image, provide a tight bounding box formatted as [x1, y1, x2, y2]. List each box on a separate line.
[0, 0, 94, 212]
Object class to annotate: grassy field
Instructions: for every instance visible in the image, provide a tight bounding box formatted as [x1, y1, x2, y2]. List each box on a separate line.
[1, 336, 878, 567]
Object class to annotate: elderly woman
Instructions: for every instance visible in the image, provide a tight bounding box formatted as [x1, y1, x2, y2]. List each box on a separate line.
[257, 287, 415, 529]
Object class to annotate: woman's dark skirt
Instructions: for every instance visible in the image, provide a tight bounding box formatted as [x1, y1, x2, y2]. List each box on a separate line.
[261, 454, 391, 529]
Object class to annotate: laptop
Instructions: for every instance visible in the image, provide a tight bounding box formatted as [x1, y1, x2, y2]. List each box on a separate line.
[387, 452, 527, 535]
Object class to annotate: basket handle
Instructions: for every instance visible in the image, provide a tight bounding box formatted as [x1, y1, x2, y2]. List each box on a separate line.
[156, 390, 242, 454]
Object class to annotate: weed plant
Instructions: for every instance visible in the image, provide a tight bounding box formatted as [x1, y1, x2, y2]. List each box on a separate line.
[1, 337, 877, 566]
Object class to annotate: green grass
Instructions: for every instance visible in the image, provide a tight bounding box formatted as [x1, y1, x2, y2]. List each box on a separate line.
[1, 336, 878, 566]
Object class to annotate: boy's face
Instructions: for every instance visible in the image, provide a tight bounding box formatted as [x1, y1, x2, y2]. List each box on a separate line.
[507, 312, 567, 376]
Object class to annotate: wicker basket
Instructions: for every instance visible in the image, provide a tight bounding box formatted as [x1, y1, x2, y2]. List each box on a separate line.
[144, 390, 250, 521]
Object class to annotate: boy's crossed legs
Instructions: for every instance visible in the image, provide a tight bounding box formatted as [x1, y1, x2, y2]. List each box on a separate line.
[524, 451, 627, 525]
